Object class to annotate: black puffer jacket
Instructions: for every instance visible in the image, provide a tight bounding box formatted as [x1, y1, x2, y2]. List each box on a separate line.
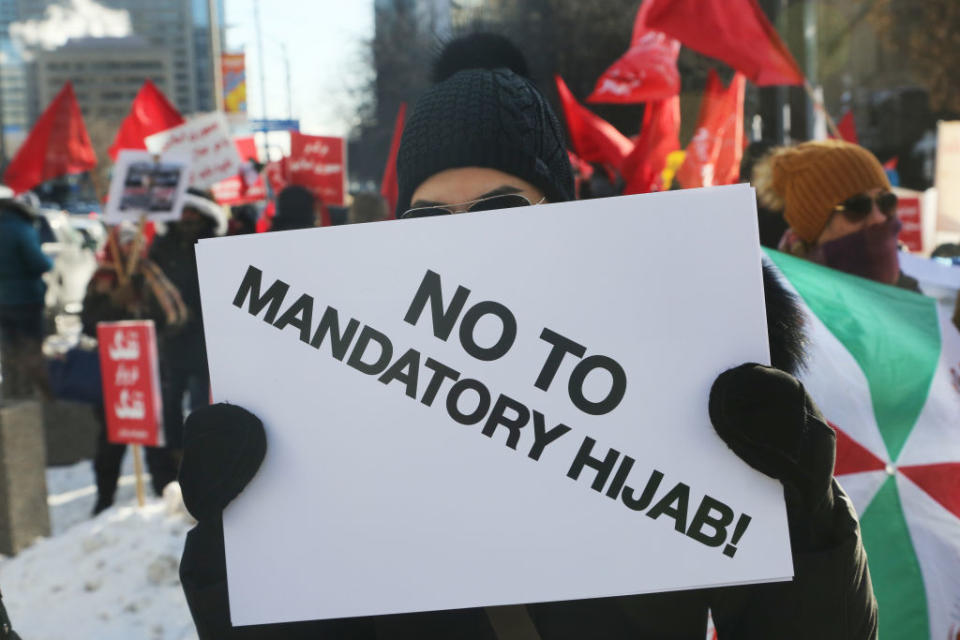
[180, 266, 877, 639]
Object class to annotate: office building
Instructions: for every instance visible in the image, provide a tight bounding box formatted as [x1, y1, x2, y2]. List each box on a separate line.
[17, 0, 223, 115]
[35, 36, 174, 122]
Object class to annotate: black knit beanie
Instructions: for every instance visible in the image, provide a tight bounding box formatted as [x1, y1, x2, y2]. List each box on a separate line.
[396, 33, 574, 217]
[273, 185, 316, 231]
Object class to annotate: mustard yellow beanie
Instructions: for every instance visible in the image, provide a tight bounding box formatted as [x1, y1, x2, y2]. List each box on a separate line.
[753, 140, 890, 243]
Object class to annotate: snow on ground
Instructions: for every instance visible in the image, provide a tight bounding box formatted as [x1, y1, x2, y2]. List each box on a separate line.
[47, 457, 139, 535]
[0, 461, 199, 640]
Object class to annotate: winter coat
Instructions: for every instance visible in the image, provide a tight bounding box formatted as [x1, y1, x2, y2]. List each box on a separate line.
[0, 208, 52, 306]
[80, 259, 187, 339]
[180, 267, 878, 640]
[147, 225, 208, 370]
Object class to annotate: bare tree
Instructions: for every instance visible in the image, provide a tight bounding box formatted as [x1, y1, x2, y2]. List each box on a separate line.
[348, 0, 724, 183]
[869, 0, 960, 114]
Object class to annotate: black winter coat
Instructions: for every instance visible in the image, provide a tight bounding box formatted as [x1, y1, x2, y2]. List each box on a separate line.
[148, 226, 207, 371]
[180, 266, 878, 639]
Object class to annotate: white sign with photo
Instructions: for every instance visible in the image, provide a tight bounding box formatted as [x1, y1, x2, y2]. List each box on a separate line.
[145, 113, 242, 188]
[196, 184, 793, 626]
[103, 150, 191, 224]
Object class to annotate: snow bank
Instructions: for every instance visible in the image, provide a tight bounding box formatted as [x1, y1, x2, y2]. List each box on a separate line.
[0, 498, 198, 640]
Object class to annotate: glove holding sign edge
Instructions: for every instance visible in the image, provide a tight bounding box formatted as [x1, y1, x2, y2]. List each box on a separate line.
[179, 403, 267, 523]
[709, 363, 839, 553]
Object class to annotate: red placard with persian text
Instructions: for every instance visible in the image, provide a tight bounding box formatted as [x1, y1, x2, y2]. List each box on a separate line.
[288, 132, 346, 206]
[97, 321, 164, 446]
[897, 195, 923, 253]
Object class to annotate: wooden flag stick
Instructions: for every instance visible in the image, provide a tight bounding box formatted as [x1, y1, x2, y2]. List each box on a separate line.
[125, 213, 148, 277]
[107, 228, 129, 286]
[131, 444, 146, 507]
[804, 79, 842, 140]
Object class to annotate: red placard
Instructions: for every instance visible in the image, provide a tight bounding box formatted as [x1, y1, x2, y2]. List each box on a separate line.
[97, 321, 164, 446]
[897, 196, 923, 253]
[288, 132, 346, 206]
[264, 158, 290, 194]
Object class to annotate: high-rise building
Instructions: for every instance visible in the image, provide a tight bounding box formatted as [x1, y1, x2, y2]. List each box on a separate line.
[35, 36, 174, 122]
[15, 0, 224, 116]
[191, 0, 226, 113]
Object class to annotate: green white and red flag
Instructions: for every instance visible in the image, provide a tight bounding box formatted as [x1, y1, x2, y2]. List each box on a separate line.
[766, 248, 960, 640]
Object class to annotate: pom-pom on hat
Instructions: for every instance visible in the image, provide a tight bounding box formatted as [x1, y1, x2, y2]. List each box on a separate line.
[396, 33, 573, 217]
[753, 139, 890, 243]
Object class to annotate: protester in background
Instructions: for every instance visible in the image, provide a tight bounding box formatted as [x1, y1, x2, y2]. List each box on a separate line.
[739, 141, 786, 249]
[82, 223, 188, 513]
[271, 185, 318, 231]
[177, 34, 876, 639]
[227, 204, 259, 236]
[755, 139, 913, 289]
[149, 189, 225, 456]
[0, 189, 53, 400]
[346, 191, 389, 224]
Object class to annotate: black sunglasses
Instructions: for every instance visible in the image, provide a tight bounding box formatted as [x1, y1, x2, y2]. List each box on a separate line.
[834, 191, 898, 223]
[400, 194, 543, 219]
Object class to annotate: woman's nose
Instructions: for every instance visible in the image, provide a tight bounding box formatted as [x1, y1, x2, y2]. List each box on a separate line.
[866, 204, 887, 226]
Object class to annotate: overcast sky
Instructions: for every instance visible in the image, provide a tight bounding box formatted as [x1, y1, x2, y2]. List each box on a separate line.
[223, 0, 374, 137]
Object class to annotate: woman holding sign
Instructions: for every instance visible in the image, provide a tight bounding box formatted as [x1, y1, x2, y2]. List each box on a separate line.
[81, 223, 188, 513]
[178, 35, 876, 640]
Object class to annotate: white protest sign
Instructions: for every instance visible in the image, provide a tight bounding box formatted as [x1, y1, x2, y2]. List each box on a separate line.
[145, 113, 241, 188]
[103, 150, 190, 224]
[196, 185, 793, 626]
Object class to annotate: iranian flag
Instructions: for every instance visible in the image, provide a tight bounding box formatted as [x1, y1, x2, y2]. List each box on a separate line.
[766, 248, 960, 639]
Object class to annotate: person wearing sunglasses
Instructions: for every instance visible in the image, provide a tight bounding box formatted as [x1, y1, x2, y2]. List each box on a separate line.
[177, 34, 875, 640]
[757, 139, 906, 287]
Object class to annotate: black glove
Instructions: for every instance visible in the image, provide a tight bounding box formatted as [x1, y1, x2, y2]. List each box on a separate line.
[709, 363, 838, 552]
[178, 403, 267, 522]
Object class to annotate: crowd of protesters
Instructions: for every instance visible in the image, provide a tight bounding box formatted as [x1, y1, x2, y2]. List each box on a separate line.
[3, 26, 960, 640]
[172, 33, 892, 640]
[0, 181, 389, 517]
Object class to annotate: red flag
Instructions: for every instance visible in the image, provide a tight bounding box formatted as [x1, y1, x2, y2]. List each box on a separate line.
[675, 71, 746, 188]
[567, 150, 595, 199]
[568, 150, 595, 181]
[712, 73, 746, 186]
[644, 0, 804, 86]
[108, 79, 184, 161]
[4, 82, 96, 194]
[833, 111, 859, 144]
[588, 1, 680, 104]
[381, 102, 406, 218]
[623, 96, 681, 194]
[883, 156, 899, 171]
[555, 75, 633, 173]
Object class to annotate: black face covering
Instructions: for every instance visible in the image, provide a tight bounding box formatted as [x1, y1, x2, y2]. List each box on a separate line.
[809, 217, 902, 285]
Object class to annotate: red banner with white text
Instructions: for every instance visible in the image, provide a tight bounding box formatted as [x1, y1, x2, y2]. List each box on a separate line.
[97, 321, 164, 447]
[288, 132, 346, 206]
